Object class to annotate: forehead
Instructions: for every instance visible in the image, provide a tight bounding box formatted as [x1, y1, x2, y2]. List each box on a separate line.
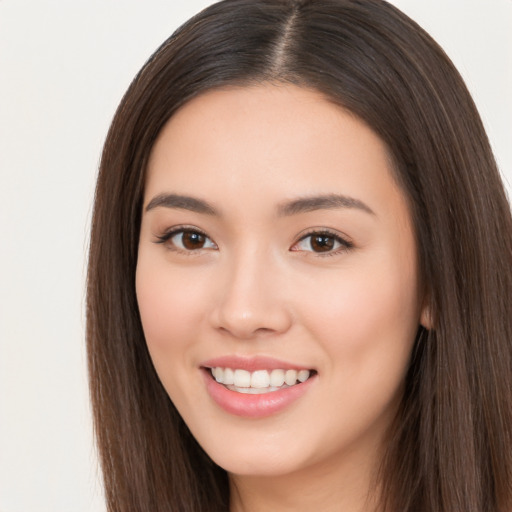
[145, 84, 406, 222]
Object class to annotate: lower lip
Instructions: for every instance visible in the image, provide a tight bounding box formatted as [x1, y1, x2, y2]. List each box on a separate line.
[202, 369, 316, 418]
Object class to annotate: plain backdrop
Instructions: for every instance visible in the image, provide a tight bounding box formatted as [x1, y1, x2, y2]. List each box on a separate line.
[0, 1, 511, 511]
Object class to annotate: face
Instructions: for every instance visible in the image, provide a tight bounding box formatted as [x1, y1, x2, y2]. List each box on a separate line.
[136, 84, 427, 480]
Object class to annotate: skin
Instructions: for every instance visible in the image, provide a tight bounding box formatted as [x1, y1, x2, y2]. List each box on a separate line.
[136, 84, 429, 512]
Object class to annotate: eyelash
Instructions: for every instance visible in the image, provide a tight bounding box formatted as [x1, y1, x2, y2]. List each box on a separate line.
[292, 229, 354, 257]
[154, 225, 217, 254]
[154, 226, 353, 256]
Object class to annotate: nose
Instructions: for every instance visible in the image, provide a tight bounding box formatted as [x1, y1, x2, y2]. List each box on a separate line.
[209, 248, 293, 340]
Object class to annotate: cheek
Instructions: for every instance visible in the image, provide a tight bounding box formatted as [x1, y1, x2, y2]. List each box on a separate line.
[135, 257, 215, 415]
[298, 253, 420, 374]
[135, 257, 207, 357]
[296, 260, 420, 443]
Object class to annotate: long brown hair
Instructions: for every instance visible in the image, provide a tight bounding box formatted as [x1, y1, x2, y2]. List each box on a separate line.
[86, 1, 512, 510]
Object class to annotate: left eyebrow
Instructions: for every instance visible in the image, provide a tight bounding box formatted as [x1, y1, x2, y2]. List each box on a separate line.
[145, 193, 218, 215]
[277, 194, 375, 216]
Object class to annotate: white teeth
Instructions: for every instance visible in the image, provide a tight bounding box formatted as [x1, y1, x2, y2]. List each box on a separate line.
[210, 366, 312, 392]
[213, 367, 223, 382]
[251, 370, 270, 388]
[233, 386, 281, 394]
[298, 370, 310, 382]
[285, 369, 297, 386]
[223, 367, 234, 385]
[233, 369, 251, 388]
[269, 369, 285, 387]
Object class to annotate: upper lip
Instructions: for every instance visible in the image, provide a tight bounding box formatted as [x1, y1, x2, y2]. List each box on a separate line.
[200, 355, 313, 372]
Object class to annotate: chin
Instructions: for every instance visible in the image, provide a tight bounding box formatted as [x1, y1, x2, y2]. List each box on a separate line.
[196, 422, 335, 479]
[212, 448, 308, 477]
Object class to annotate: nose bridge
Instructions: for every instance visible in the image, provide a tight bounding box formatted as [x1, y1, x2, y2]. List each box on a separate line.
[212, 243, 291, 339]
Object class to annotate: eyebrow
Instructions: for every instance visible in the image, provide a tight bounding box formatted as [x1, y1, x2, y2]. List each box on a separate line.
[145, 193, 217, 215]
[277, 194, 375, 216]
[144, 192, 375, 217]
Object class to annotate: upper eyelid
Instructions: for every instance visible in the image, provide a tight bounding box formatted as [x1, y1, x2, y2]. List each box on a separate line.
[291, 228, 354, 254]
[156, 224, 209, 238]
[295, 227, 353, 243]
[154, 225, 215, 245]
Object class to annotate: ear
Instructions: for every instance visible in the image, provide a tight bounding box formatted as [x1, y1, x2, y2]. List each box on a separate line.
[419, 297, 433, 330]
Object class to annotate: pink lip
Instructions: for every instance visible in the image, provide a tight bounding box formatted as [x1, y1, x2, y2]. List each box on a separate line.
[201, 367, 317, 419]
[201, 355, 312, 372]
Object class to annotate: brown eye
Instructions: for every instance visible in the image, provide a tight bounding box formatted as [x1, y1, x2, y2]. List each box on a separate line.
[310, 235, 335, 252]
[292, 231, 352, 254]
[158, 229, 217, 251]
[181, 231, 206, 250]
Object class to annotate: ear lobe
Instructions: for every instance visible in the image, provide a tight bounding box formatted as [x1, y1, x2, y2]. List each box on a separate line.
[420, 300, 433, 330]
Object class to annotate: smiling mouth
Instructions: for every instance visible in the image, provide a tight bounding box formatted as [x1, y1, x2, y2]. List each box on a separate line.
[207, 367, 316, 394]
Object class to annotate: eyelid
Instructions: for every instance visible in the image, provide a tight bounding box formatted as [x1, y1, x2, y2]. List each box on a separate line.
[291, 228, 354, 255]
[153, 225, 218, 252]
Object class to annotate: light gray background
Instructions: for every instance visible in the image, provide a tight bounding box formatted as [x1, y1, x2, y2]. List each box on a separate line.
[0, 1, 510, 511]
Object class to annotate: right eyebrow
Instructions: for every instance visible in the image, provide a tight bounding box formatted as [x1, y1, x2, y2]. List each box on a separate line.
[145, 193, 218, 215]
[277, 193, 375, 217]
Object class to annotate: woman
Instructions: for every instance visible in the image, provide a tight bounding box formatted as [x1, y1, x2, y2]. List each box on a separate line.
[86, 0, 512, 510]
